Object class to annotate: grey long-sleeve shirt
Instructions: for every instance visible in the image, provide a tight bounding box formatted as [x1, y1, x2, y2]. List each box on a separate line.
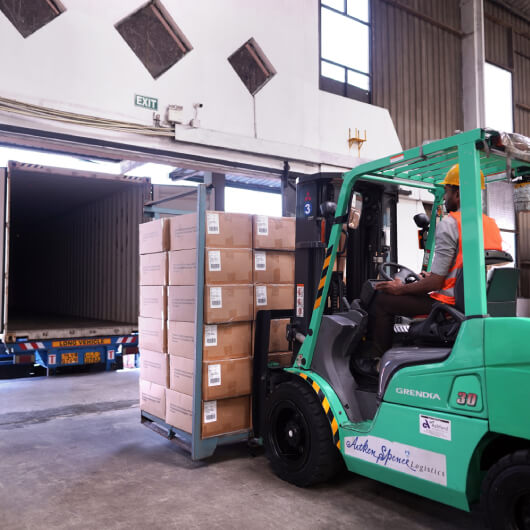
[431, 215, 459, 277]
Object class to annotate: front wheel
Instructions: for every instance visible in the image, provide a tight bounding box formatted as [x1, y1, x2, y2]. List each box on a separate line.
[264, 377, 343, 487]
[481, 449, 530, 530]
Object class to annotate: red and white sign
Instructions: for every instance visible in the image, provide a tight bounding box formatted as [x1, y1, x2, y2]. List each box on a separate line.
[116, 336, 136, 344]
[296, 284, 304, 317]
[19, 342, 45, 351]
[108, 350, 115, 360]
[48, 354, 56, 365]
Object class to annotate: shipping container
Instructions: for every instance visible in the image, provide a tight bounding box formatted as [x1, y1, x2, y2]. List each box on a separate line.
[0, 161, 150, 371]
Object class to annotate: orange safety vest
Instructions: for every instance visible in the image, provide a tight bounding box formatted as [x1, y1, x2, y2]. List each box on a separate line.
[430, 211, 503, 305]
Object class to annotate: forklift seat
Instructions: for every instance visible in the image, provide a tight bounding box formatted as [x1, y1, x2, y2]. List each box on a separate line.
[377, 346, 451, 401]
[408, 250, 517, 343]
[379, 267, 519, 400]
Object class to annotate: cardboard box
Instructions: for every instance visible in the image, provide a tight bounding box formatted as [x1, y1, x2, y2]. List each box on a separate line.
[205, 248, 252, 284]
[165, 389, 193, 433]
[270, 319, 290, 352]
[167, 321, 196, 358]
[167, 286, 196, 322]
[169, 211, 252, 250]
[139, 317, 167, 353]
[253, 251, 295, 284]
[168, 249, 197, 285]
[253, 284, 294, 318]
[139, 379, 166, 419]
[203, 322, 252, 361]
[204, 284, 253, 324]
[140, 252, 168, 285]
[167, 321, 252, 360]
[139, 218, 169, 254]
[251, 319, 290, 355]
[201, 396, 251, 438]
[169, 213, 197, 251]
[204, 211, 252, 248]
[253, 215, 295, 250]
[139, 286, 167, 320]
[202, 357, 252, 400]
[268, 351, 293, 368]
[139, 350, 169, 387]
[168, 248, 252, 285]
[169, 355, 194, 395]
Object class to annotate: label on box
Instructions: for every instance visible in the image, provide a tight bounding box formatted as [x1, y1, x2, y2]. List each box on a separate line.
[208, 364, 222, 386]
[256, 285, 268, 306]
[204, 401, 217, 423]
[208, 250, 221, 272]
[207, 213, 220, 234]
[254, 251, 266, 271]
[204, 325, 218, 347]
[210, 287, 222, 308]
[257, 215, 269, 235]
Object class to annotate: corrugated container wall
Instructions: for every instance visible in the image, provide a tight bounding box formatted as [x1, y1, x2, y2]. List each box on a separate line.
[485, 1, 530, 136]
[371, 0, 463, 149]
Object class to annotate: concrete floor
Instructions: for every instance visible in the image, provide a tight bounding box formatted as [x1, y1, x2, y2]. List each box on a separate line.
[0, 370, 483, 530]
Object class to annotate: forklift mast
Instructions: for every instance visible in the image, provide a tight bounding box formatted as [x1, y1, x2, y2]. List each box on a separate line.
[293, 172, 398, 351]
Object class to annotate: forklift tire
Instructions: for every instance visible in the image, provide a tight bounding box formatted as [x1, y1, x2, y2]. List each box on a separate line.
[481, 449, 530, 530]
[264, 377, 343, 487]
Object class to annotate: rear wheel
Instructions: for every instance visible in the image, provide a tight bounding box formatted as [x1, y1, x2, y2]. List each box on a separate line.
[264, 377, 343, 486]
[481, 449, 530, 530]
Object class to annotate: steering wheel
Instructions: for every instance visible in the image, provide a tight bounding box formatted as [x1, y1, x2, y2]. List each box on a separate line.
[378, 262, 421, 283]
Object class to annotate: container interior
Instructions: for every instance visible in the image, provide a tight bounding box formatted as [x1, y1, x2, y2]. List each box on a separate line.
[7, 165, 146, 337]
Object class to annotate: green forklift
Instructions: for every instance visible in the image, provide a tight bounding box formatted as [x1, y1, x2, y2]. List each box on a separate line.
[253, 128, 530, 529]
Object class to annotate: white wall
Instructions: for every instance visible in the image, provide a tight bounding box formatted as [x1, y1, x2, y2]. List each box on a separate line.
[397, 190, 433, 272]
[0, 0, 401, 168]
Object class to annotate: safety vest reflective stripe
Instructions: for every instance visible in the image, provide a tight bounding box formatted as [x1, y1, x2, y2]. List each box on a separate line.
[430, 211, 503, 306]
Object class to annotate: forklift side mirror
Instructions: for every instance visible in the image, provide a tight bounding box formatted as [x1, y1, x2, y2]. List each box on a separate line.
[348, 192, 363, 230]
[414, 213, 430, 229]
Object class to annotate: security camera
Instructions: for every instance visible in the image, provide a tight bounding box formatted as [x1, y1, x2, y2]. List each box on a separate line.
[193, 103, 203, 109]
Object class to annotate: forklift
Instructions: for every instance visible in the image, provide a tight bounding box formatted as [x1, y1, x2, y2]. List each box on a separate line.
[253, 128, 530, 529]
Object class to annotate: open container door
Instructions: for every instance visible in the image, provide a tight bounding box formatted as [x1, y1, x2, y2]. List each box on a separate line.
[0, 167, 8, 338]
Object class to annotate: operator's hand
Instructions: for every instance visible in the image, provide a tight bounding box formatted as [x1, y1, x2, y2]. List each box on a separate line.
[375, 278, 403, 295]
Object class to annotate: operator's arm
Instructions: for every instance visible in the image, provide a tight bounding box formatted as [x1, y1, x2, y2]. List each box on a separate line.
[375, 272, 445, 295]
[376, 215, 459, 296]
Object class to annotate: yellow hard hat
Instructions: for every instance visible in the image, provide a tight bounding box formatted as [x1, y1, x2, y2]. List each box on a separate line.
[442, 164, 486, 190]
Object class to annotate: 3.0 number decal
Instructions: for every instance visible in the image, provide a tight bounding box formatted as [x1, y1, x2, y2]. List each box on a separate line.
[456, 392, 478, 407]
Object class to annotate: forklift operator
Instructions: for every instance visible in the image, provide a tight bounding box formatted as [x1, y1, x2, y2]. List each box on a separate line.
[360, 164, 503, 372]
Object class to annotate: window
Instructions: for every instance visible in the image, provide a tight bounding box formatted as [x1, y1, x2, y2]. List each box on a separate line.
[115, 0, 192, 79]
[228, 38, 276, 95]
[0, 0, 64, 38]
[320, 0, 371, 103]
[484, 62, 513, 133]
[225, 188, 281, 217]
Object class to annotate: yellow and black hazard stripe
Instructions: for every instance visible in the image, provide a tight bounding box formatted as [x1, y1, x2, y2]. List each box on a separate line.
[313, 246, 333, 310]
[298, 372, 341, 450]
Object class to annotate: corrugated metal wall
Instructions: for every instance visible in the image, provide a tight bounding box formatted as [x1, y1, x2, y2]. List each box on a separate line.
[485, 1, 530, 136]
[518, 211, 530, 297]
[9, 172, 149, 325]
[372, 0, 463, 149]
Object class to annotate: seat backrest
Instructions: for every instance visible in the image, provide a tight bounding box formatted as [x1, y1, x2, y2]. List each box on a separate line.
[450, 259, 518, 316]
[487, 268, 520, 317]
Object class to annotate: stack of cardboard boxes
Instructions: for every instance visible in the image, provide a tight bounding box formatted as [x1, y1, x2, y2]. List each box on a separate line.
[165, 211, 254, 438]
[138, 219, 170, 421]
[252, 215, 295, 367]
[138, 212, 296, 440]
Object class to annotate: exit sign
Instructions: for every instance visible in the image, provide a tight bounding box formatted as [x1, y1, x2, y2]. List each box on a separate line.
[135, 94, 158, 110]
